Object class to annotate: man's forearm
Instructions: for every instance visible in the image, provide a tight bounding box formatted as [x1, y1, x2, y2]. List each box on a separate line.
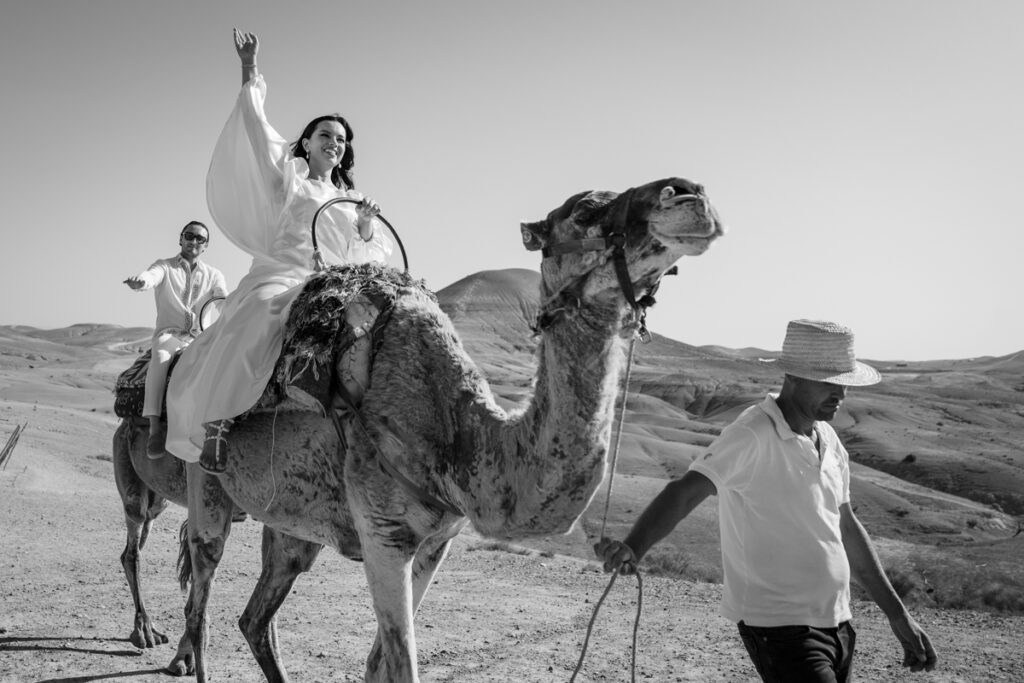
[842, 510, 908, 619]
[623, 471, 714, 560]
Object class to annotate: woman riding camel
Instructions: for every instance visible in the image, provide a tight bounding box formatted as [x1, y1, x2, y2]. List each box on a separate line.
[165, 29, 392, 474]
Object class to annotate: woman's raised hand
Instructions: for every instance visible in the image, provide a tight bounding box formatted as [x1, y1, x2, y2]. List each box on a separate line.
[233, 28, 259, 64]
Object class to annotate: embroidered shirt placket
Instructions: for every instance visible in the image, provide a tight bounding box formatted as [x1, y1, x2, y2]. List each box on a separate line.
[180, 258, 197, 334]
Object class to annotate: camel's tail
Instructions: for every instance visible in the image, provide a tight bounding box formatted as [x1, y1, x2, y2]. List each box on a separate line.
[176, 520, 192, 591]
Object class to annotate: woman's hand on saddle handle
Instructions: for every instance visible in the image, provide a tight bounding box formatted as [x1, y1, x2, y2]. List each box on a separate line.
[355, 196, 381, 241]
[312, 250, 327, 273]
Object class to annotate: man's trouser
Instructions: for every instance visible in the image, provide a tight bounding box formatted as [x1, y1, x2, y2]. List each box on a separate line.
[143, 329, 193, 418]
[737, 620, 855, 683]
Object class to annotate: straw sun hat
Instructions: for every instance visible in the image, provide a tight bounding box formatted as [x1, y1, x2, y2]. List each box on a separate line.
[776, 319, 881, 387]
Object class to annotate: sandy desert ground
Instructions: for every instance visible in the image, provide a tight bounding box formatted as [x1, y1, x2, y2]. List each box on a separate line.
[2, 412, 1021, 683]
[2, 270, 1024, 681]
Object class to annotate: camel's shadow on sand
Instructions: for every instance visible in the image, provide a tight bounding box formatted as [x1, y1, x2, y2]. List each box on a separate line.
[0, 635, 168, 682]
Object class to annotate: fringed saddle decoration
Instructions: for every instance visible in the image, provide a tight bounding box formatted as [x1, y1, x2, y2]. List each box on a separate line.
[258, 262, 434, 415]
[113, 349, 152, 418]
[113, 350, 182, 419]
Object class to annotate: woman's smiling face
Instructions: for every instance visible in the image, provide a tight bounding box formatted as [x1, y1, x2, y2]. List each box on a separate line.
[303, 120, 348, 172]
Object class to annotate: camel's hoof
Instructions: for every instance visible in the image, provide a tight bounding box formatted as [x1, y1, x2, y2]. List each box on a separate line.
[165, 653, 196, 676]
[129, 626, 169, 648]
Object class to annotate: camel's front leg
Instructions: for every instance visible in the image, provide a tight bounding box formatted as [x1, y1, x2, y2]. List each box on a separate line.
[239, 526, 323, 683]
[364, 524, 465, 676]
[118, 491, 171, 648]
[358, 533, 419, 683]
[114, 421, 173, 650]
[184, 463, 234, 683]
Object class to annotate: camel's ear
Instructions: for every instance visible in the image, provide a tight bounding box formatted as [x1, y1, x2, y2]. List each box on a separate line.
[521, 219, 549, 252]
[521, 190, 593, 252]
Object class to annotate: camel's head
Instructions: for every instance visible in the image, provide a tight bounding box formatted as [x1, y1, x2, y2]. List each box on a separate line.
[521, 178, 724, 329]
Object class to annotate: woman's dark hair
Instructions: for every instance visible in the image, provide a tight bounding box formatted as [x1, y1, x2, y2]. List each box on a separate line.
[291, 114, 356, 189]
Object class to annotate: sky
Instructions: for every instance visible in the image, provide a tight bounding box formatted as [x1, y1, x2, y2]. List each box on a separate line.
[1, 0, 1021, 361]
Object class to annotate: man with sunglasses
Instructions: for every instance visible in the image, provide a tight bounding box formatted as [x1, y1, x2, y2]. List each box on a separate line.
[124, 221, 228, 458]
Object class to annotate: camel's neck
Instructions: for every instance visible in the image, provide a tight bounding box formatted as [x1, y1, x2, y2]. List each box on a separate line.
[461, 301, 628, 538]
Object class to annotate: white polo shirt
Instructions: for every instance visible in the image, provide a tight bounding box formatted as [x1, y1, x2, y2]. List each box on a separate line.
[689, 394, 852, 628]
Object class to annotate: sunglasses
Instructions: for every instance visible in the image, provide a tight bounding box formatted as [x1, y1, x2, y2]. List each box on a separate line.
[182, 233, 208, 244]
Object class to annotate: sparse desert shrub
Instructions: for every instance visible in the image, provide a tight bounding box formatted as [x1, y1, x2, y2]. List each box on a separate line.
[881, 561, 923, 601]
[883, 552, 1024, 615]
[640, 547, 721, 583]
[468, 541, 532, 556]
[978, 581, 1024, 612]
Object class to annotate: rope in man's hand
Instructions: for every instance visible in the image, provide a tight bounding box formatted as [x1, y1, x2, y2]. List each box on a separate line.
[569, 564, 644, 683]
[571, 334, 644, 682]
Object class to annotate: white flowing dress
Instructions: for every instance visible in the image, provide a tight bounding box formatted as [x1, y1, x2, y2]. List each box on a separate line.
[165, 75, 392, 462]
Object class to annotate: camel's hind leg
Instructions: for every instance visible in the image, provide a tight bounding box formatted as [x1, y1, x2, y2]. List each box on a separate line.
[113, 420, 171, 649]
[184, 463, 234, 683]
[239, 527, 323, 683]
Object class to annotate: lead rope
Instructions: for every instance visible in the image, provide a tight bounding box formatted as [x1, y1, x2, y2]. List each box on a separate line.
[570, 335, 644, 682]
[599, 336, 637, 541]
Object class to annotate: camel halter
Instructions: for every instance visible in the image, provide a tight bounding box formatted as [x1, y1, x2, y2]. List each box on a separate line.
[311, 197, 409, 273]
[533, 188, 680, 342]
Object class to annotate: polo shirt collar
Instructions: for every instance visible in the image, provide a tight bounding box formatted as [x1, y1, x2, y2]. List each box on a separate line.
[758, 393, 801, 441]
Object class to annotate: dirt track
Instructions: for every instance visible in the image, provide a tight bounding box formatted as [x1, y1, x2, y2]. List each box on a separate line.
[2, 404, 1022, 682]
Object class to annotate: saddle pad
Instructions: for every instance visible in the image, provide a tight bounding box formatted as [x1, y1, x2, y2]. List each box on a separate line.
[259, 262, 433, 413]
[113, 349, 184, 418]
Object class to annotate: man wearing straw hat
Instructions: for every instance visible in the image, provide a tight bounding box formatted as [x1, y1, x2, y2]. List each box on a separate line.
[596, 319, 937, 681]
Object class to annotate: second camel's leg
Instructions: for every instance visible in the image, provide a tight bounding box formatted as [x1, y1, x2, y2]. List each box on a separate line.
[239, 527, 324, 682]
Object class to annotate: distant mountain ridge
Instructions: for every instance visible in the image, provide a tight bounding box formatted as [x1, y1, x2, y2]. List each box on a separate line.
[3, 269, 1023, 517]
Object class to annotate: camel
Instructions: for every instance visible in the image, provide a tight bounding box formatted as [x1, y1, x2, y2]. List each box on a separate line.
[114, 176, 723, 681]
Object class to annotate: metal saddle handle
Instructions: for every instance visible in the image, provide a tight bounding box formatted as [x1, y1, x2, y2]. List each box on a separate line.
[311, 197, 409, 273]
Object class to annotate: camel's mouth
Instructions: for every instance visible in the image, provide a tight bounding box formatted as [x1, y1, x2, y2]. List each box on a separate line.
[648, 186, 724, 254]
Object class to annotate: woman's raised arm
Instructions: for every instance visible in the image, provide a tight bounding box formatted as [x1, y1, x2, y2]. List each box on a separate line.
[234, 28, 259, 85]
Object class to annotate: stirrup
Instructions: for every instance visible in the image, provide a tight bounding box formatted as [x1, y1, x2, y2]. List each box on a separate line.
[198, 418, 235, 475]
